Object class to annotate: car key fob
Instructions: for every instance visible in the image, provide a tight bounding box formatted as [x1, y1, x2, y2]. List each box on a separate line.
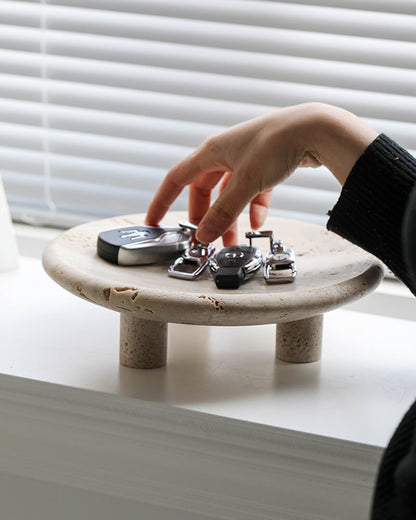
[209, 245, 263, 289]
[97, 225, 192, 265]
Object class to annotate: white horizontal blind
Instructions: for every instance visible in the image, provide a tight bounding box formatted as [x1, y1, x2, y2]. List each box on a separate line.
[1, 0, 416, 227]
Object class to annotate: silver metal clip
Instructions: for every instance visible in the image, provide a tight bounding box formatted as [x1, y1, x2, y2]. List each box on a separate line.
[245, 230, 296, 284]
[168, 221, 215, 280]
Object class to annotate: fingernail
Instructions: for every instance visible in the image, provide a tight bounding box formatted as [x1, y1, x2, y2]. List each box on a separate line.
[196, 222, 220, 244]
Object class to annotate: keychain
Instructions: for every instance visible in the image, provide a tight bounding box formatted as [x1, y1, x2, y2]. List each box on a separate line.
[97, 224, 192, 265]
[209, 242, 263, 289]
[168, 221, 215, 280]
[246, 230, 296, 283]
[97, 221, 295, 285]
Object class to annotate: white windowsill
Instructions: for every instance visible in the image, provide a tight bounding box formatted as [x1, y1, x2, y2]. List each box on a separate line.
[2, 223, 416, 519]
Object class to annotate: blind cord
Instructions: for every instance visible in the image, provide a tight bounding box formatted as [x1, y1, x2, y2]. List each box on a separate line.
[40, 0, 57, 218]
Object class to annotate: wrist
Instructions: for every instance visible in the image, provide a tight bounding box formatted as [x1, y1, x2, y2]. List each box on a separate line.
[300, 103, 379, 185]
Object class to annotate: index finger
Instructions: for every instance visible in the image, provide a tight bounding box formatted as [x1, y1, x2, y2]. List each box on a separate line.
[145, 143, 229, 225]
[145, 173, 186, 226]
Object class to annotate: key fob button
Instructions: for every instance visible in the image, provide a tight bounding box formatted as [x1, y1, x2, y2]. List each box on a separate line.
[225, 251, 244, 259]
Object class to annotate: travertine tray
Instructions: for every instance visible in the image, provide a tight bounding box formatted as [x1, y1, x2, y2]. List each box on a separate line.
[42, 212, 384, 368]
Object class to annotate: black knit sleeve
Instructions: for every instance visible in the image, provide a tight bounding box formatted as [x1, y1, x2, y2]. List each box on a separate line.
[327, 134, 416, 294]
[327, 134, 416, 519]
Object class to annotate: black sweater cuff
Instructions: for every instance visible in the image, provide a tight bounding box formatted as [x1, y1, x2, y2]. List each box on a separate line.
[327, 134, 416, 292]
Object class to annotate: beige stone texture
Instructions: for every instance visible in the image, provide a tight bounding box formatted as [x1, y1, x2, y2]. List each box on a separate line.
[42, 212, 384, 367]
[120, 314, 167, 369]
[276, 315, 323, 363]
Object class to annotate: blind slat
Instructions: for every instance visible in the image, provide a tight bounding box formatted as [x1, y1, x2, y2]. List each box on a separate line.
[0, 84, 265, 127]
[0, 98, 221, 147]
[42, 73, 416, 125]
[2, 97, 416, 156]
[0, 1, 40, 27]
[0, 148, 43, 175]
[4, 42, 416, 98]
[4, 69, 416, 128]
[3, 11, 416, 70]
[38, 20, 416, 69]
[29, 1, 416, 43]
[48, 0, 416, 17]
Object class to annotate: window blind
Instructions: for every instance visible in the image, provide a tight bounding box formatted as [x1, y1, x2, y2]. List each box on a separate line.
[1, 0, 416, 228]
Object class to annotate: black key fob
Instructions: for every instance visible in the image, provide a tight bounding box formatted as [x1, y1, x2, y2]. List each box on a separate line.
[97, 225, 192, 265]
[209, 245, 263, 289]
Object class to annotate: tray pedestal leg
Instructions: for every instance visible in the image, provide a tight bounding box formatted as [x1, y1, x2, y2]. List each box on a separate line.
[119, 314, 167, 369]
[275, 315, 323, 363]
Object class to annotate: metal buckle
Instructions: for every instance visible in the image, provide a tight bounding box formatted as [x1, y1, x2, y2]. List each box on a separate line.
[168, 221, 215, 280]
[245, 230, 296, 284]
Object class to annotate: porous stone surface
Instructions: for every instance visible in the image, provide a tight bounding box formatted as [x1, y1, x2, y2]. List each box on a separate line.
[42, 212, 384, 366]
[276, 315, 323, 363]
[42, 212, 383, 326]
[120, 314, 167, 369]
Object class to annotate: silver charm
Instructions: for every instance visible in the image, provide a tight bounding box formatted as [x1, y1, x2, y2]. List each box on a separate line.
[168, 221, 215, 280]
[245, 230, 296, 284]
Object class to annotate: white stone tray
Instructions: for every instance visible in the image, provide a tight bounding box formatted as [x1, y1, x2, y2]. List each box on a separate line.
[42, 212, 383, 368]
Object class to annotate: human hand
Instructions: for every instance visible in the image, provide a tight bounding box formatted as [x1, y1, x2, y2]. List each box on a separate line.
[145, 103, 377, 245]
